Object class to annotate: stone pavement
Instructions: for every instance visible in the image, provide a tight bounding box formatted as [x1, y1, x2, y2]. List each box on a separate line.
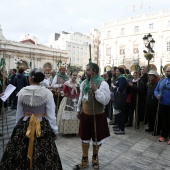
[1, 109, 170, 170]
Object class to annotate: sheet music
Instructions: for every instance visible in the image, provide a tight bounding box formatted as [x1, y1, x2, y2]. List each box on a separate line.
[0, 84, 16, 102]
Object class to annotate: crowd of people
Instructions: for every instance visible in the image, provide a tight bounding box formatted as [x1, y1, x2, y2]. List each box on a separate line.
[0, 63, 170, 169]
[103, 65, 170, 143]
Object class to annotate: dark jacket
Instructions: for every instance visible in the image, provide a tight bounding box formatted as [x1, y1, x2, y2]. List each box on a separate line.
[130, 74, 148, 103]
[9, 74, 16, 85]
[147, 81, 158, 105]
[14, 73, 28, 92]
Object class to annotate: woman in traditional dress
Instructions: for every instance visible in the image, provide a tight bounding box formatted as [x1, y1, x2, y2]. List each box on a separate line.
[57, 70, 80, 134]
[0, 69, 62, 170]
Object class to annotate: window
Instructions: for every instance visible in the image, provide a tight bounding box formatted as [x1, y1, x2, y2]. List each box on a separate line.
[134, 26, 139, 32]
[167, 21, 170, 27]
[133, 48, 139, 54]
[107, 31, 111, 38]
[106, 48, 111, 56]
[120, 47, 125, 55]
[167, 42, 170, 51]
[121, 28, 125, 35]
[68, 44, 71, 47]
[149, 23, 153, 29]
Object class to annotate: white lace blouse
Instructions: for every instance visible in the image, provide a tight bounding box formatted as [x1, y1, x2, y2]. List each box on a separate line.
[16, 85, 58, 134]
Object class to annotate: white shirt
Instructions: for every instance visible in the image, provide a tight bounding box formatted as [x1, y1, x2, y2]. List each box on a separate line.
[40, 79, 50, 88]
[77, 80, 111, 112]
[51, 75, 61, 89]
[16, 85, 58, 134]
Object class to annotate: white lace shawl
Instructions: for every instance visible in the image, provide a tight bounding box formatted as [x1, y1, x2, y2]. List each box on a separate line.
[17, 86, 52, 107]
[64, 79, 79, 95]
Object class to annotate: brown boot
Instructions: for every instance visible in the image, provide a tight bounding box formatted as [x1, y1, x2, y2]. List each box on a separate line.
[73, 156, 89, 169]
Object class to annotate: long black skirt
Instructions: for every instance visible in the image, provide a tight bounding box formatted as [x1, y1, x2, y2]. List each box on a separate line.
[0, 117, 63, 170]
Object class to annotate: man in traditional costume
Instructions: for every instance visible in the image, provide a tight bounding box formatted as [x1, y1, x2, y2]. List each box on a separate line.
[73, 63, 110, 170]
[51, 66, 69, 111]
[48, 69, 57, 86]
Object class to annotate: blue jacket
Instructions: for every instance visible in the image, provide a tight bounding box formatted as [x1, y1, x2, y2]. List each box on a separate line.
[114, 77, 128, 98]
[154, 77, 170, 106]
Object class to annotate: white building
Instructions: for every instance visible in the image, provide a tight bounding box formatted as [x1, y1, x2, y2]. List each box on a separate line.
[100, 10, 170, 74]
[47, 30, 100, 70]
[0, 26, 68, 72]
[89, 28, 100, 65]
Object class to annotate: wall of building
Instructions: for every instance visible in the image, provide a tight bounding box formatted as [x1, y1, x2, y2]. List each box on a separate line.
[0, 27, 68, 72]
[100, 10, 170, 74]
[47, 30, 100, 70]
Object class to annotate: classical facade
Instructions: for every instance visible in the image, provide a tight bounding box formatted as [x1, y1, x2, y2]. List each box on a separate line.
[100, 10, 170, 74]
[0, 26, 68, 73]
[47, 29, 100, 70]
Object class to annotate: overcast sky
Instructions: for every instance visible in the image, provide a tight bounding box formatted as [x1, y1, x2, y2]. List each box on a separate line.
[0, 0, 170, 44]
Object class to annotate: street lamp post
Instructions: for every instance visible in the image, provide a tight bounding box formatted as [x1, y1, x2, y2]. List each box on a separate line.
[143, 33, 155, 71]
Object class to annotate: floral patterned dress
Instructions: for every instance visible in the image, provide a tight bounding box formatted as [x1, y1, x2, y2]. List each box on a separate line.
[0, 86, 62, 170]
[57, 80, 80, 134]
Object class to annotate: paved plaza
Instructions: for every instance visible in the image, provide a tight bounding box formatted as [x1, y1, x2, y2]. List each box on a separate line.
[1, 109, 170, 170]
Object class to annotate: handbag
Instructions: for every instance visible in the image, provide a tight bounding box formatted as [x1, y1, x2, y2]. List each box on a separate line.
[114, 88, 126, 110]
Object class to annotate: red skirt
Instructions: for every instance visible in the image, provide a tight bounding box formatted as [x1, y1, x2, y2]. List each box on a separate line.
[79, 112, 110, 143]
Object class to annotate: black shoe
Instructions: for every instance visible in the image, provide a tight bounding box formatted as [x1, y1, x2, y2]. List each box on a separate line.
[10, 106, 16, 109]
[125, 123, 133, 127]
[112, 125, 118, 128]
[113, 128, 120, 131]
[112, 122, 116, 125]
[114, 130, 125, 135]
[145, 128, 153, 132]
[109, 120, 114, 125]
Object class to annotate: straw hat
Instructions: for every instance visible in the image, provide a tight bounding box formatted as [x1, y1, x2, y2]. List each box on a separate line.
[148, 70, 158, 76]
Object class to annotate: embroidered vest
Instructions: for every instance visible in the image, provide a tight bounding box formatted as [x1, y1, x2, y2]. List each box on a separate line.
[82, 81, 105, 115]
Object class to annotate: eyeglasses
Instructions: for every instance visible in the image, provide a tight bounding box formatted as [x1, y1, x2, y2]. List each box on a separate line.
[166, 71, 170, 72]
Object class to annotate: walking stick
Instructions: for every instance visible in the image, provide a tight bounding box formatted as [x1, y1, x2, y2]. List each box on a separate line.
[143, 98, 148, 127]
[134, 64, 140, 129]
[135, 85, 139, 129]
[153, 102, 160, 136]
[56, 89, 60, 116]
[89, 44, 99, 169]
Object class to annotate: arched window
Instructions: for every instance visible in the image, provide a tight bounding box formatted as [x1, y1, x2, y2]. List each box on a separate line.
[18, 60, 28, 70]
[43, 63, 52, 72]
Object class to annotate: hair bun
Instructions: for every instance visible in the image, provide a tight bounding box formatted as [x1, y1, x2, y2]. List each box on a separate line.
[32, 72, 45, 83]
